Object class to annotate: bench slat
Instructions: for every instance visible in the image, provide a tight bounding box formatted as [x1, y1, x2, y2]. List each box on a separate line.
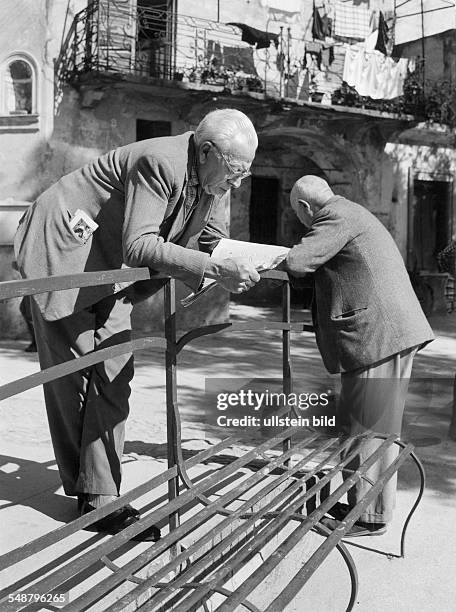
[121, 435, 383, 612]
[100, 435, 346, 612]
[264, 443, 414, 612]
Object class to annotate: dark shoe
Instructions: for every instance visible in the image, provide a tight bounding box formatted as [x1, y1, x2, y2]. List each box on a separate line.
[25, 342, 37, 352]
[80, 501, 160, 541]
[320, 516, 387, 537]
[326, 501, 351, 521]
[77, 495, 140, 518]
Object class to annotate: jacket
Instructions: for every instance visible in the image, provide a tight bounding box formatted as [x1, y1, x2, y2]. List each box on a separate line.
[285, 196, 434, 373]
[14, 132, 227, 320]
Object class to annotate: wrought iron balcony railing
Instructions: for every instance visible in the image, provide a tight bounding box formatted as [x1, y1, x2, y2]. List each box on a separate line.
[54, 0, 454, 127]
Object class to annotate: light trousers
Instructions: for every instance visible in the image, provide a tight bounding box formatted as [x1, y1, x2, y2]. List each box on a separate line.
[31, 294, 134, 496]
[338, 346, 418, 523]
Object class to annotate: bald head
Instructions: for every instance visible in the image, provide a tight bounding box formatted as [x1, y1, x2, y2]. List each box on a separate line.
[291, 176, 334, 209]
[290, 176, 334, 227]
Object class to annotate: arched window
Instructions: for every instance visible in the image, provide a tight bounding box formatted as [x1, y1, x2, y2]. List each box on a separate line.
[1, 55, 37, 115]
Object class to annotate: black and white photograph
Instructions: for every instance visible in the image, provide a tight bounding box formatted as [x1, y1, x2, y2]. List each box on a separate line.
[0, 0, 455, 610]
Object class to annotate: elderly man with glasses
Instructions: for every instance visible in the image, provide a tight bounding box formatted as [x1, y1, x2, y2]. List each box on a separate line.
[14, 108, 259, 539]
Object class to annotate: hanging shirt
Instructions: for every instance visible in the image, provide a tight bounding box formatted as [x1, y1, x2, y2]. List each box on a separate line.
[343, 45, 409, 99]
[384, 57, 408, 99]
[227, 23, 279, 49]
[312, 4, 326, 40]
[342, 44, 363, 87]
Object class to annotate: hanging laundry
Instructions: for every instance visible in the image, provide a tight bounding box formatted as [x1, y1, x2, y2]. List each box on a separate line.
[321, 45, 334, 68]
[298, 69, 311, 100]
[227, 23, 279, 49]
[369, 10, 379, 32]
[276, 51, 286, 72]
[342, 44, 363, 87]
[364, 30, 379, 51]
[342, 44, 409, 99]
[384, 58, 408, 99]
[306, 41, 323, 54]
[321, 14, 332, 38]
[375, 11, 389, 55]
[312, 3, 326, 40]
[334, 0, 370, 40]
[352, 49, 374, 96]
[305, 51, 322, 73]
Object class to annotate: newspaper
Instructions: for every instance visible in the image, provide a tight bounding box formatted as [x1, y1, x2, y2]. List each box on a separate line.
[181, 238, 290, 307]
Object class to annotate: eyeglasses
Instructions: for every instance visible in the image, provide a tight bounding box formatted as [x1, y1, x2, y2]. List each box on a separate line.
[211, 142, 252, 180]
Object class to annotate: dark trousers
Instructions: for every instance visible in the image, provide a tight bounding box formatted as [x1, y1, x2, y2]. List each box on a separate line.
[31, 294, 134, 496]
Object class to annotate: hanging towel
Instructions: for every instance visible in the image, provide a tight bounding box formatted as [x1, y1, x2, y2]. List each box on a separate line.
[227, 23, 279, 49]
[334, 0, 370, 40]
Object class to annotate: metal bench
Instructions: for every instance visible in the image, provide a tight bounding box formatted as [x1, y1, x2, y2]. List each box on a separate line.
[0, 270, 425, 612]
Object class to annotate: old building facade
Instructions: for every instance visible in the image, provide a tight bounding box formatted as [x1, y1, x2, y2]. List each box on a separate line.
[1, 0, 455, 336]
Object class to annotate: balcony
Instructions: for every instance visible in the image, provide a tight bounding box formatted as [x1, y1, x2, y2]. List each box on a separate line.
[54, 1, 455, 128]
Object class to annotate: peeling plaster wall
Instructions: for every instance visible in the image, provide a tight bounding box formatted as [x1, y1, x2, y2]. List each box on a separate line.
[0, 1, 86, 337]
[0, 1, 88, 200]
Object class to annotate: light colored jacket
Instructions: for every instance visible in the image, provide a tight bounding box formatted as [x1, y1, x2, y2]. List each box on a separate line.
[285, 196, 434, 373]
[14, 133, 227, 320]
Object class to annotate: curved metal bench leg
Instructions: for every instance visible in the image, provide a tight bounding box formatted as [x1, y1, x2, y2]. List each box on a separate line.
[339, 437, 426, 560]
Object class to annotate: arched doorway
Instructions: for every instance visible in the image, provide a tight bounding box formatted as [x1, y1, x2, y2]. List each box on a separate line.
[229, 131, 328, 305]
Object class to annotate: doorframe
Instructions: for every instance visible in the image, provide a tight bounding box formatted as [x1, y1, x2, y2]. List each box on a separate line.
[407, 168, 454, 270]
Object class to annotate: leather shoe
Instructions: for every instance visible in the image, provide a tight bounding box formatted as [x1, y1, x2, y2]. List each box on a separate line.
[80, 501, 160, 541]
[320, 516, 387, 537]
[77, 495, 140, 518]
[326, 501, 351, 521]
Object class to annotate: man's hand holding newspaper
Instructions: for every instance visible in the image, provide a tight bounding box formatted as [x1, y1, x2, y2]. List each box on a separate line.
[182, 239, 290, 307]
[204, 256, 260, 294]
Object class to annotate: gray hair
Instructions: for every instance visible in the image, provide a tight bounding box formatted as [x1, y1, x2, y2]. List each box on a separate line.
[194, 109, 258, 155]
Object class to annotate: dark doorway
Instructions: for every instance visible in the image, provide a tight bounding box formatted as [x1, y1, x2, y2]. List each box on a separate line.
[249, 176, 280, 244]
[412, 179, 453, 272]
[136, 119, 171, 141]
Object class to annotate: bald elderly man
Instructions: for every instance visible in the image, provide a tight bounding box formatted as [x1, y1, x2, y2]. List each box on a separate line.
[284, 176, 434, 537]
[14, 109, 259, 539]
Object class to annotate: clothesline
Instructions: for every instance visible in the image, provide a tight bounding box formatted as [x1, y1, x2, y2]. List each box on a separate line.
[395, 5, 455, 18]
